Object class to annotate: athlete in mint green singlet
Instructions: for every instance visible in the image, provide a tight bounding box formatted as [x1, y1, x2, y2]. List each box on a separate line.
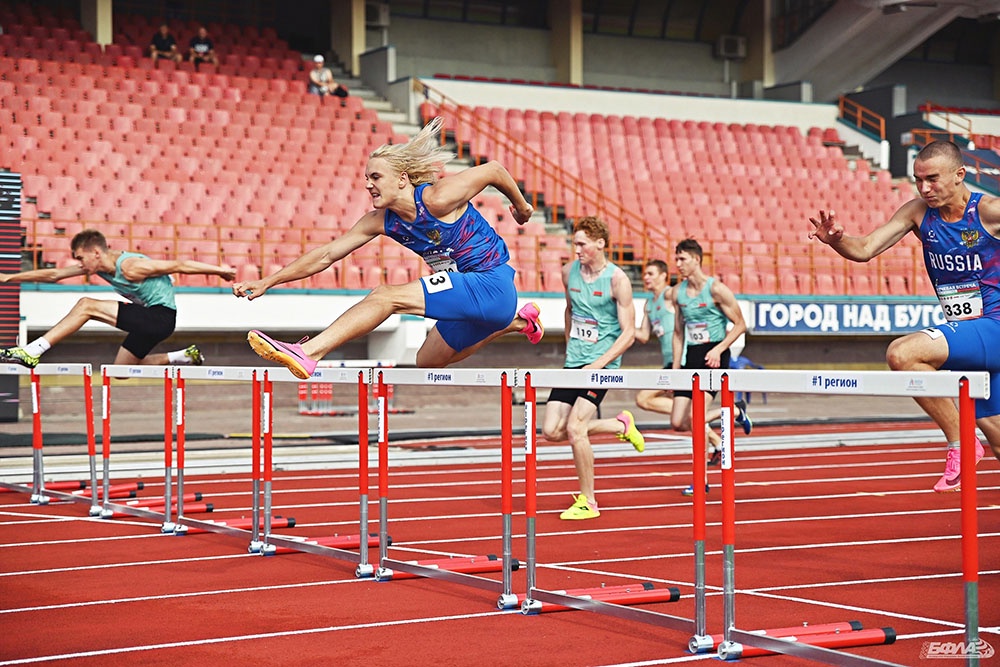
[0, 229, 234, 368]
[670, 238, 752, 496]
[540, 216, 644, 521]
[634, 259, 723, 459]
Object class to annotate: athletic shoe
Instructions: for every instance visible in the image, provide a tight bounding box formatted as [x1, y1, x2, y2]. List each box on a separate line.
[616, 410, 645, 453]
[518, 302, 543, 344]
[708, 447, 721, 466]
[734, 399, 752, 435]
[184, 344, 204, 366]
[247, 330, 317, 379]
[681, 484, 710, 497]
[933, 438, 986, 492]
[0, 347, 40, 369]
[559, 494, 600, 520]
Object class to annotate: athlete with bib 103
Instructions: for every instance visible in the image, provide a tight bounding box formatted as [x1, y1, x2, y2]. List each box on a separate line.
[809, 140, 1000, 492]
[233, 117, 544, 377]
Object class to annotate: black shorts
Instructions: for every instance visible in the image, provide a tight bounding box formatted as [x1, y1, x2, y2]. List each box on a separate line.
[673, 342, 731, 399]
[546, 365, 610, 408]
[116, 303, 176, 359]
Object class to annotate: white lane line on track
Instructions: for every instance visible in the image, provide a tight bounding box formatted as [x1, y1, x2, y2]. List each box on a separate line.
[0, 553, 253, 578]
[0, 576, 365, 615]
[0, 610, 510, 666]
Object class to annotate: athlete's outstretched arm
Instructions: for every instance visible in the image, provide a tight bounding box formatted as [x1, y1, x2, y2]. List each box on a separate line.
[233, 212, 382, 300]
[0, 265, 85, 283]
[808, 199, 923, 262]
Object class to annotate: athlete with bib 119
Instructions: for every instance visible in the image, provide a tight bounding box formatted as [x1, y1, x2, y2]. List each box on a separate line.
[810, 140, 1000, 492]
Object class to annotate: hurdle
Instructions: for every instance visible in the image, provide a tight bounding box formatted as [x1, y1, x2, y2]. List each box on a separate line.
[0, 363, 93, 509]
[96, 365, 180, 528]
[704, 369, 989, 666]
[173, 365, 378, 573]
[372, 368, 520, 607]
[518, 369, 696, 626]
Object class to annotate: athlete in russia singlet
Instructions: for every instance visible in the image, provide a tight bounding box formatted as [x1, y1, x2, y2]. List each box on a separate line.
[921, 192, 1000, 321]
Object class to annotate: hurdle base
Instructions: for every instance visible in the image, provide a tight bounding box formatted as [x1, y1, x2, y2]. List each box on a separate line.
[99, 508, 114, 519]
[261, 543, 278, 556]
[248, 540, 265, 554]
[689, 634, 714, 653]
[521, 599, 544, 614]
[88, 505, 103, 517]
[161, 522, 176, 533]
[172, 524, 189, 535]
[497, 593, 518, 610]
[355, 563, 375, 578]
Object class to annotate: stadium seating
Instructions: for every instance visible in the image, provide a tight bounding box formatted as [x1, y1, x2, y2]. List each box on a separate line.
[3, 2, 919, 296]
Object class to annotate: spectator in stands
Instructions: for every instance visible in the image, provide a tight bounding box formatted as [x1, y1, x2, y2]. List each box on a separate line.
[669, 238, 752, 496]
[809, 139, 1000, 489]
[234, 116, 543, 378]
[307, 54, 348, 100]
[188, 26, 218, 68]
[149, 23, 182, 63]
[540, 216, 644, 521]
[633, 258, 724, 463]
[0, 230, 234, 369]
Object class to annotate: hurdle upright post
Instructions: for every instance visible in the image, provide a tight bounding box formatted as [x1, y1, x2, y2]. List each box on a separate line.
[355, 369, 374, 578]
[260, 371, 276, 555]
[691, 373, 707, 639]
[161, 368, 175, 533]
[83, 365, 100, 516]
[958, 377, 980, 666]
[249, 369, 263, 552]
[376, 370, 389, 568]
[173, 370, 187, 533]
[719, 374, 737, 651]
[520, 372, 538, 610]
[28, 368, 49, 505]
[497, 371, 517, 609]
[99, 368, 112, 518]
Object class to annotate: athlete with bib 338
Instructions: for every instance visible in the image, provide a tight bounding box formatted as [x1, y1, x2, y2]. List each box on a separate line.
[810, 140, 1000, 491]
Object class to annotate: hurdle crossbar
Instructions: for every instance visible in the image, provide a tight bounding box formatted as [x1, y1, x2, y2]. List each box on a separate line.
[373, 368, 519, 604]
[712, 369, 988, 666]
[518, 368, 705, 633]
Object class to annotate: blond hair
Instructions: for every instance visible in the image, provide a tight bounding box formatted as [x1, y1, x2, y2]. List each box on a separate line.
[369, 116, 456, 186]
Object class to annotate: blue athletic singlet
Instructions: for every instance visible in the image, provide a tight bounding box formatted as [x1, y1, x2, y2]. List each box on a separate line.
[382, 184, 516, 352]
[646, 288, 680, 366]
[97, 251, 176, 309]
[565, 261, 623, 369]
[922, 192, 1000, 418]
[676, 277, 727, 345]
[383, 184, 510, 273]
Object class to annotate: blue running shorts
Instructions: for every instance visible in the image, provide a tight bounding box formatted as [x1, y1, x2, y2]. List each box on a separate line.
[421, 264, 517, 352]
[929, 316, 1000, 418]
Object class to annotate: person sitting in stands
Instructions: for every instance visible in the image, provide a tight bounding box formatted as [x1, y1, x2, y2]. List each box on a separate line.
[307, 54, 348, 99]
[188, 26, 218, 68]
[149, 23, 182, 63]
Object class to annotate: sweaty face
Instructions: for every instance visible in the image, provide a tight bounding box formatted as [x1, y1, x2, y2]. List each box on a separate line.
[365, 157, 400, 209]
[914, 155, 963, 207]
[72, 245, 101, 275]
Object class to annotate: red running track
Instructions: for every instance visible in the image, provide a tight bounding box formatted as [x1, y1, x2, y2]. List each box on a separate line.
[1, 426, 998, 666]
